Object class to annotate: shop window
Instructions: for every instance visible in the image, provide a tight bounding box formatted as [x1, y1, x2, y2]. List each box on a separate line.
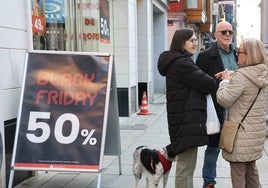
[31, 0, 112, 52]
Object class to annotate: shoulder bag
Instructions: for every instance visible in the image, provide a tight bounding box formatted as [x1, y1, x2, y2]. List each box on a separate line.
[218, 88, 261, 153]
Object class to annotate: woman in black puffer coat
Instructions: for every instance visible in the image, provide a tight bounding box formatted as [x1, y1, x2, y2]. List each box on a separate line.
[158, 28, 217, 188]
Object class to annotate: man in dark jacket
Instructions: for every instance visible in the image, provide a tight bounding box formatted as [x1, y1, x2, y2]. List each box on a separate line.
[196, 21, 238, 188]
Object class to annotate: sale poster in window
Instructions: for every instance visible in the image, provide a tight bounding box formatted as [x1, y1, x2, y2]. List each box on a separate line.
[99, 0, 110, 44]
[12, 51, 112, 172]
[32, 0, 46, 34]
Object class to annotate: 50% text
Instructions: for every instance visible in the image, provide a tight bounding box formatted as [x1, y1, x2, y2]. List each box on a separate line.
[26, 111, 98, 145]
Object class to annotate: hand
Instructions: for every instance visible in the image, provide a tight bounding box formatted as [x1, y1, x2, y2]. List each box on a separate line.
[215, 70, 232, 80]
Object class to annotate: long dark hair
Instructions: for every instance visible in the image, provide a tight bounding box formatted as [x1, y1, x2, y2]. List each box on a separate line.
[170, 28, 194, 54]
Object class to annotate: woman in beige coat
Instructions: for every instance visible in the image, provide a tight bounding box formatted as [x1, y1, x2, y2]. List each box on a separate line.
[216, 38, 268, 188]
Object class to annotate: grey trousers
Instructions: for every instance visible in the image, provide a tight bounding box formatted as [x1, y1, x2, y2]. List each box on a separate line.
[230, 160, 260, 188]
[175, 147, 198, 188]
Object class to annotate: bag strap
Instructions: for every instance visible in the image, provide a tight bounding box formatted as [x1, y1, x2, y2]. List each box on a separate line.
[240, 88, 261, 123]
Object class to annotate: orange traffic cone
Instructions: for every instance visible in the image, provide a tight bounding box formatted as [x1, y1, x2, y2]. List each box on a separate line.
[137, 91, 151, 115]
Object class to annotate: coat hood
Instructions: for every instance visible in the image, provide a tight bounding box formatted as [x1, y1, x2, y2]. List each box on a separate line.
[158, 51, 190, 76]
[238, 63, 268, 89]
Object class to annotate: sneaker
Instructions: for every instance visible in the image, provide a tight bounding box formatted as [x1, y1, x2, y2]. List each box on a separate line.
[204, 183, 215, 188]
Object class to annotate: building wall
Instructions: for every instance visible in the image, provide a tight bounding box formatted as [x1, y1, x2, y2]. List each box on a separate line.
[0, 0, 30, 186]
[0, 3, 171, 183]
[137, 0, 152, 101]
[153, 2, 169, 95]
[0, 2, 170, 187]
[114, 0, 168, 115]
[113, 0, 138, 116]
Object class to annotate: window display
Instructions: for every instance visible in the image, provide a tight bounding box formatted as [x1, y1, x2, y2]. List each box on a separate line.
[31, 0, 112, 52]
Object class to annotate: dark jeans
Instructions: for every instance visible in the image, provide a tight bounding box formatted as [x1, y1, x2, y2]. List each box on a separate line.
[202, 145, 220, 187]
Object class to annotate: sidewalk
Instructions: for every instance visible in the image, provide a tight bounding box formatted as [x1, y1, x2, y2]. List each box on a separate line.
[14, 94, 268, 188]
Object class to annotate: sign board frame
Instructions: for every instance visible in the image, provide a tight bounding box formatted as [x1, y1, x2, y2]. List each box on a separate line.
[8, 51, 120, 188]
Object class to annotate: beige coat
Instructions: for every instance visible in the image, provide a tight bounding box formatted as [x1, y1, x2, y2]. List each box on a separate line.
[217, 63, 268, 162]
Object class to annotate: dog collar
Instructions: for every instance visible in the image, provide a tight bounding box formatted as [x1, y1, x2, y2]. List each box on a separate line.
[157, 151, 172, 174]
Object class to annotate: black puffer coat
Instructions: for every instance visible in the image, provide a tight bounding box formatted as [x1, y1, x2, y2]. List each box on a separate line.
[158, 51, 217, 156]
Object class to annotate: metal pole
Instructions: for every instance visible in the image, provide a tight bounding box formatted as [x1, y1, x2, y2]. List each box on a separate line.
[118, 154, 122, 175]
[97, 172, 102, 188]
[261, 0, 268, 54]
[260, 0, 268, 137]
[8, 168, 14, 188]
[233, 0, 237, 46]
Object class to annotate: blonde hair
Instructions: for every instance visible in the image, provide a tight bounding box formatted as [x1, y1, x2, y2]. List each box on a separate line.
[241, 38, 268, 65]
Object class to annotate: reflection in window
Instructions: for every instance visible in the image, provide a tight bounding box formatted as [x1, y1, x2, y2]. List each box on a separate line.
[31, 0, 112, 53]
[187, 0, 198, 9]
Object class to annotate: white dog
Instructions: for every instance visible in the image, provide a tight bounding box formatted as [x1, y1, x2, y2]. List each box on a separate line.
[132, 146, 172, 188]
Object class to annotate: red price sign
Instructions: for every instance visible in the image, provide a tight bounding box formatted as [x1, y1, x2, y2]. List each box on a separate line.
[32, 15, 46, 34]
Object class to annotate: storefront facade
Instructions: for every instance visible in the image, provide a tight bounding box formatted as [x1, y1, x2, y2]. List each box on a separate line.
[0, 0, 169, 186]
[30, 0, 169, 116]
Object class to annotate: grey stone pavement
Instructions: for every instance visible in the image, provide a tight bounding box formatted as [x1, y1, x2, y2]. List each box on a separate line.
[14, 94, 268, 188]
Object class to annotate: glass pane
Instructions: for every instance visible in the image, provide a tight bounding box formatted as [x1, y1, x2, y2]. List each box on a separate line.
[187, 0, 198, 9]
[202, 0, 206, 12]
[31, 0, 113, 53]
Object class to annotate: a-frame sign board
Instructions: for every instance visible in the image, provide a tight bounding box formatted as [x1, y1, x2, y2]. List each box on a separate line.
[8, 51, 121, 188]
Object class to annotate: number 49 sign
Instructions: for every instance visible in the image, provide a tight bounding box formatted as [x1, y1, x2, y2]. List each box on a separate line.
[11, 51, 113, 172]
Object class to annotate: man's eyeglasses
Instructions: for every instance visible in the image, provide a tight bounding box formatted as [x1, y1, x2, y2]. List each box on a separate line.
[189, 38, 198, 45]
[218, 30, 234, 35]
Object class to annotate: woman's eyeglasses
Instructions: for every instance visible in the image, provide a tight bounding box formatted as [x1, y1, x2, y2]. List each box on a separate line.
[236, 48, 247, 55]
[218, 30, 234, 35]
[189, 38, 198, 45]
